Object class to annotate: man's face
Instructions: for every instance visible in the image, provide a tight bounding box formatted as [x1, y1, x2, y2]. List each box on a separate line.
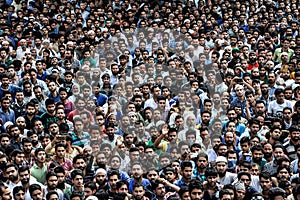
[26, 106, 36, 116]
[96, 171, 106, 185]
[277, 168, 290, 181]
[147, 170, 158, 183]
[6, 166, 18, 182]
[108, 174, 119, 189]
[276, 92, 285, 104]
[190, 188, 203, 200]
[182, 167, 193, 180]
[154, 183, 166, 198]
[252, 150, 263, 163]
[271, 129, 282, 141]
[216, 162, 227, 174]
[260, 177, 272, 191]
[273, 147, 284, 159]
[15, 153, 25, 165]
[73, 175, 83, 188]
[132, 164, 143, 179]
[224, 132, 234, 145]
[47, 175, 58, 190]
[56, 147, 65, 159]
[14, 188, 25, 200]
[207, 175, 217, 187]
[74, 158, 86, 171]
[19, 170, 30, 185]
[1, 187, 12, 200]
[31, 189, 43, 200]
[23, 142, 32, 154]
[74, 121, 84, 132]
[0, 136, 10, 148]
[46, 104, 55, 114]
[133, 186, 145, 200]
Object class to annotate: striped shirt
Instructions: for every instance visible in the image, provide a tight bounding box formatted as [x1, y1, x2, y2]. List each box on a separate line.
[71, 131, 90, 148]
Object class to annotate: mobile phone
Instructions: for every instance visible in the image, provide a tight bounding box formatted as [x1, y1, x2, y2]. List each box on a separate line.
[57, 135, 66, 140]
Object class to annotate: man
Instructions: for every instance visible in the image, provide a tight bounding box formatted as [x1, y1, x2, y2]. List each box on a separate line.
[10, 149, 26, 167]
[107, 170, 120, 195]
[132, 183, 149, 200]
[263, 143, 285, 176]
[251, 145, 267, 171]
[48, 143, 73, 172]
[64, 169, 84, 200]
[11, 90, 26, 118]
[0, 96, 15, 125]
[5, 163, 20, 191]
[94, 168, 109, 190]
[72, 155, 94, 184]
[128, 162, 150, 193]
[0, 186, 12, 200]
[40, 98, 57, 130]
[268, 88, 292, 117]
[203, 167, 219, 200]
[259, 171, 273, 199]
[215, 156, 237, 185]
[152, 181, 166, 200]
[23, 102, 40, 130]
[33, 85, 47, 113]
[58, 87, 76, 117]
[28, 184, 43, 200]
[193, 153, 209, 182]
[13, 186, 26, 200]
[175, 161, 193, 188]
[102, 123, 119, 149]
[30, 148, 47, 184]
[71, 116, 91, 148]
[0, 73, 22, 101]
[237, 171, 258, 199]
[83, 182, 97, 200]
[230, 84, 247, 118]
[44, 171, 64, 200]
[189, 180, 204, 200]
[268, 187, 287, 200]
[54, 166, 71, 193]
[68, 97, 94, 122]
[22, 138, 34, 167]
[283, 125, 300, 161]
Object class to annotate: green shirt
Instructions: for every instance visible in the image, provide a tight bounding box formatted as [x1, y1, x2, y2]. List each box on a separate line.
[30, 163, 47, 184]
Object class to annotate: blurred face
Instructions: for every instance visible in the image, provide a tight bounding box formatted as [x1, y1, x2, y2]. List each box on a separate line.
[47, 175, 58, 190]
[190, 188, 203, 200]
[132, 164, 142, 179]
[14, 189, 25, 200]
[260, 177, 272, 191]
[133, 186, 145, 200]
[109, 174, 119, 189]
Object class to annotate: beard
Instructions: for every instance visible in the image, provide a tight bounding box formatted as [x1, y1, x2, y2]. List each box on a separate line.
[57, 181, 65, 190]
[9, 174, 19, 182]
[253, 157, 262, 163]
[21, 178, 30, 185]
[218, 171, 226, 177]
[264, 152, 272, 158]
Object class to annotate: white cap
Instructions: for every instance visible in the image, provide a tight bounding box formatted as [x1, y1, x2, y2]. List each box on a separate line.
[216, 156, 228, 163]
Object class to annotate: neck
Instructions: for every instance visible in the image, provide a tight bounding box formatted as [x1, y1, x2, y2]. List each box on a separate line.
[1, 85, 8, 90]
[182, 177, 190, 184]
[36, 161, 44, 168]
[238, 96, 245, 101]
[134, 177, 142, 183]
[74, 185, 83, 191]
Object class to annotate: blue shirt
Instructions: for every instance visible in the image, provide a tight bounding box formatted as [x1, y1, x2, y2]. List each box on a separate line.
[0, 108, 15, 124]
[128, 178, 150, 193]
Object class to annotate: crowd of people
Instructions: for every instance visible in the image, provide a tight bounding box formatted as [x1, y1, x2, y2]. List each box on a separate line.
[0, 0, 300, 199]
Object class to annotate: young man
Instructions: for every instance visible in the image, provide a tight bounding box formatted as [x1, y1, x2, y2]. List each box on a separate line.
[189, 180, 204, 200]
[64, 169, 84, 200]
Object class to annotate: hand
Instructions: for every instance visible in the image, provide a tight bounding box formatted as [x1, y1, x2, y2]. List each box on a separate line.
[161, 124, 169, 135]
